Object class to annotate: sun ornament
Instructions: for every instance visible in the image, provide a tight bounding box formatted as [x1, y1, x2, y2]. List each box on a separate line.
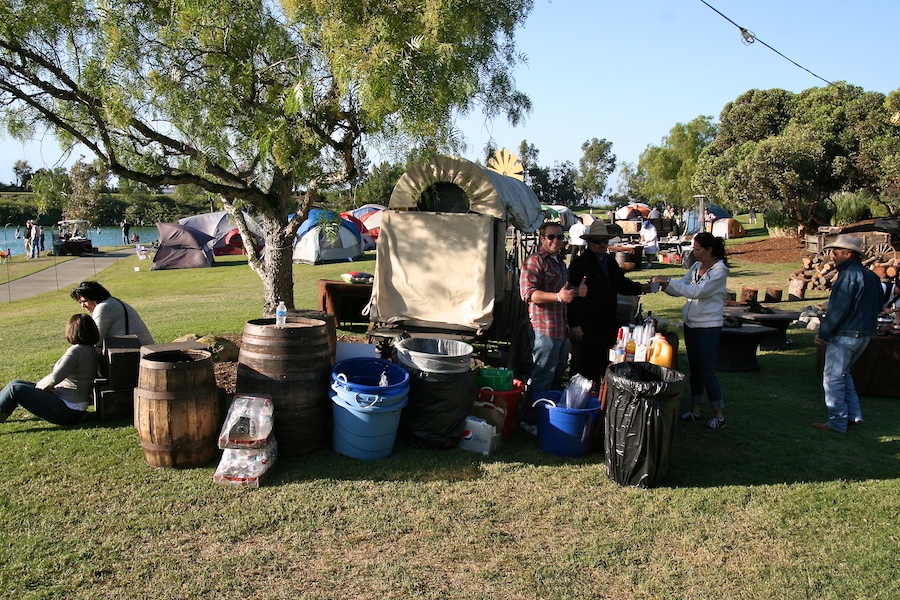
[486, 148, 525, 181]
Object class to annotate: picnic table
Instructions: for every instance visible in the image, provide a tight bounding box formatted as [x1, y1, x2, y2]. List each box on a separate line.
[716, 324, 777, 372]
[723, 306, 801, 350]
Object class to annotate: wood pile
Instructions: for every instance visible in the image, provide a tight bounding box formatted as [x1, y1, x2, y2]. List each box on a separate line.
[789, 253, 898, 298]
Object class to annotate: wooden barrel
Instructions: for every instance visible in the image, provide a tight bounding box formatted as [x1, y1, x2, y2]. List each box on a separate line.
[134, 349, 220, 468]
[287, 309, 337, 366]
[236, 317, 332, 456]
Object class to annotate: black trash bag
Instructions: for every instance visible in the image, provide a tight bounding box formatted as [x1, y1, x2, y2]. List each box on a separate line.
[604, 362, 685, 488]
[398, 367, 477, 449]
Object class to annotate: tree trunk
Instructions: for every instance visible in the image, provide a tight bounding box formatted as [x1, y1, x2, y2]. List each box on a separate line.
[221, 191, 308, 316]
[253, 214, 300, 315]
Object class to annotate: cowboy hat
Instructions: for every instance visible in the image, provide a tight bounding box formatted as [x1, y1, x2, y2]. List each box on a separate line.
[824, 234, 865, 256]
[581, 221, 615, 240]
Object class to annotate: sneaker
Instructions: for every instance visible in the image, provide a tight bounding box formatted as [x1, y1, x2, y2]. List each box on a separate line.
[679, 411, 701, 423]
[706, 417, 726, 430]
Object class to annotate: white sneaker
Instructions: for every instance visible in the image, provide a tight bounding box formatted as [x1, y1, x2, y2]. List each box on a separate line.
[706, 417, 726, 430]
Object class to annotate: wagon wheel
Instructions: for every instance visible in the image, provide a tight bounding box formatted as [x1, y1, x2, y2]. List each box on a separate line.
[867, 243, 896, 263]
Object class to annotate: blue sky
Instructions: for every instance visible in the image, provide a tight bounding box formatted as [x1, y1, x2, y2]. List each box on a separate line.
[2, 0, 897, 190]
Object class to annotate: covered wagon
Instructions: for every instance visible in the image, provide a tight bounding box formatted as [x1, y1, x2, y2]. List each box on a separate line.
[366, 155, 544, 345]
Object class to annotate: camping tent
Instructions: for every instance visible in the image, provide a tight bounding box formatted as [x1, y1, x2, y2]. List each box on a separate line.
[682, 203, 731, 236]
[292, 208, 364, 264]
[340, 212, 375, 250]
[150, 223, 215, 270]
[352, 203, 387, 221]
[369, 155, 543, 332]
[359, 209, 384, 241]
[548, 205, 576, 228]
[712, 218, 746, 239]
[178, 211, 263, 255]
[614, 203, 650, 220]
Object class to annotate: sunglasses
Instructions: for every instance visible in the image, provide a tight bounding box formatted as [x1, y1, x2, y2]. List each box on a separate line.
[543, 234, 565, 241]
[587, 238, 609, 244]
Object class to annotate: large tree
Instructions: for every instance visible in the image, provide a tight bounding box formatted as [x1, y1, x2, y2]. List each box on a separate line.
[635, 116, 716, 210]
[577, 138, 616, 203]
[0, 0, 533, 311]
[694, 85, 900, 228]
[12, 159, 32, 189]
[66, 157, 107, 224]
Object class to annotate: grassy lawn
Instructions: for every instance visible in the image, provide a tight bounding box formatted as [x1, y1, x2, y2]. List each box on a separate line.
[1, 236, 898, 599]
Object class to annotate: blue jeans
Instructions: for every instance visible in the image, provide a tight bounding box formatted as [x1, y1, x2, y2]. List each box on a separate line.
[822, 336, 869, 433]
[683, 325, 724, 410]
[0, 380, 86, 425]
[525, 334, 570, 421]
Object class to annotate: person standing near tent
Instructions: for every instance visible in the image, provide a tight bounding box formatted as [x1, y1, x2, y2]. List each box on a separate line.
[652, 232, 730, 430]
[568, 222, 650, 385]
[704, 209, 716, 233]
[520, 222, 586, 419]
[813, 235, 883, 433]
[70, 281, 154, 352]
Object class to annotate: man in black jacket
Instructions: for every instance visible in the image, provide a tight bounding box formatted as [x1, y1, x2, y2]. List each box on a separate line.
[568, 222, 651, 384]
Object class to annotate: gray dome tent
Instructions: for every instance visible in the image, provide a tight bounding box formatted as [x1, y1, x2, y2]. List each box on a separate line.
[150, 223, 215, 270]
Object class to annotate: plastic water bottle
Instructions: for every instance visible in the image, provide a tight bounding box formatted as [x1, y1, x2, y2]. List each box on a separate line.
[275, 301, 287, 328]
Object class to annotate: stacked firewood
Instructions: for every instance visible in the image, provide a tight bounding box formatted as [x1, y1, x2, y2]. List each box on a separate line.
[789, 253, 898, 295]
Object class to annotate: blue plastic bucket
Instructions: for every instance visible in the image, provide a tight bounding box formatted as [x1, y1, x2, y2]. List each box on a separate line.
[331, 379, 410, 408]
[332, 358, 409, 397]
[535, 392, 601, 458]
[330, 384, 409, 460]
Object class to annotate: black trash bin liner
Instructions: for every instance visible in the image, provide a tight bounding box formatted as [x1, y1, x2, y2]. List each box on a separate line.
[604, 362, 685, 488]
[394, 338, 476, 449]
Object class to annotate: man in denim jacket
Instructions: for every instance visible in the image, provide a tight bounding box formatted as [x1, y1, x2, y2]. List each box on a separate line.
[814, 235, 884, 433]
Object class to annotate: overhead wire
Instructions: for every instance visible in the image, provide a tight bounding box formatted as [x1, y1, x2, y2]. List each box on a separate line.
[698, 0, 838, 90]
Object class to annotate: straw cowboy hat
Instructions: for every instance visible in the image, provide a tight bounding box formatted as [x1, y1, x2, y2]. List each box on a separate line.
[824, 234, 865, 256]
[581, 221, 615, 240]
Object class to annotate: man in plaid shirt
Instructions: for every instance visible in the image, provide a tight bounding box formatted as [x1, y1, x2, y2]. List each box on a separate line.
[520, 222, 586, 415]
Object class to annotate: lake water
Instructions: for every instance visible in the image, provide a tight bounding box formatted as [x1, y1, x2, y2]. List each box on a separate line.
[75, 226, 159, 248]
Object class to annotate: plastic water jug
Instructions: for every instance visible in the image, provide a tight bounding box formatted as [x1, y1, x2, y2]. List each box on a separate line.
[648, 334, 673, 368]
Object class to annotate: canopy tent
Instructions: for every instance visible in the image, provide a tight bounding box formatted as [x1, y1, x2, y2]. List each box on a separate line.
[178, 211, 263, 255]
[368, 155, 542, 332]
[150, 223, 215, 270]
[292, 208, 364, 264]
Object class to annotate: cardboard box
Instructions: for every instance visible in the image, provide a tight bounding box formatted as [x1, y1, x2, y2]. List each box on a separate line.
[458, 416, 501, 456]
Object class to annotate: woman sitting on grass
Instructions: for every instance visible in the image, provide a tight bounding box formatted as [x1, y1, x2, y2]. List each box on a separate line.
[0, 314, 100, 425]
[70, 280, 154, 351]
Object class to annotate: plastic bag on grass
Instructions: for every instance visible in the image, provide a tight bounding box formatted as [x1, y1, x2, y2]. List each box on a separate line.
[213, 437, 277, 488]
[218, 394, 274, 449]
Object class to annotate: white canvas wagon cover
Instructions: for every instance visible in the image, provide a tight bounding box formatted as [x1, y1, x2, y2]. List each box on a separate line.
[389, 155, 544, 232]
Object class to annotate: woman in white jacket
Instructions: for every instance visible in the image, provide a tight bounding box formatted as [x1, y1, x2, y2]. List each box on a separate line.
[653, 232, 730, 429]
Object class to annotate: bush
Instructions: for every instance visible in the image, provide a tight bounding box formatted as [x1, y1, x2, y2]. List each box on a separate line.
[828, 190, 877, 225]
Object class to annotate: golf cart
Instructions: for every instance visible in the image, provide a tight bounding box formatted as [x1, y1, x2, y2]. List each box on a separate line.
[53, 220, 94, 256]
